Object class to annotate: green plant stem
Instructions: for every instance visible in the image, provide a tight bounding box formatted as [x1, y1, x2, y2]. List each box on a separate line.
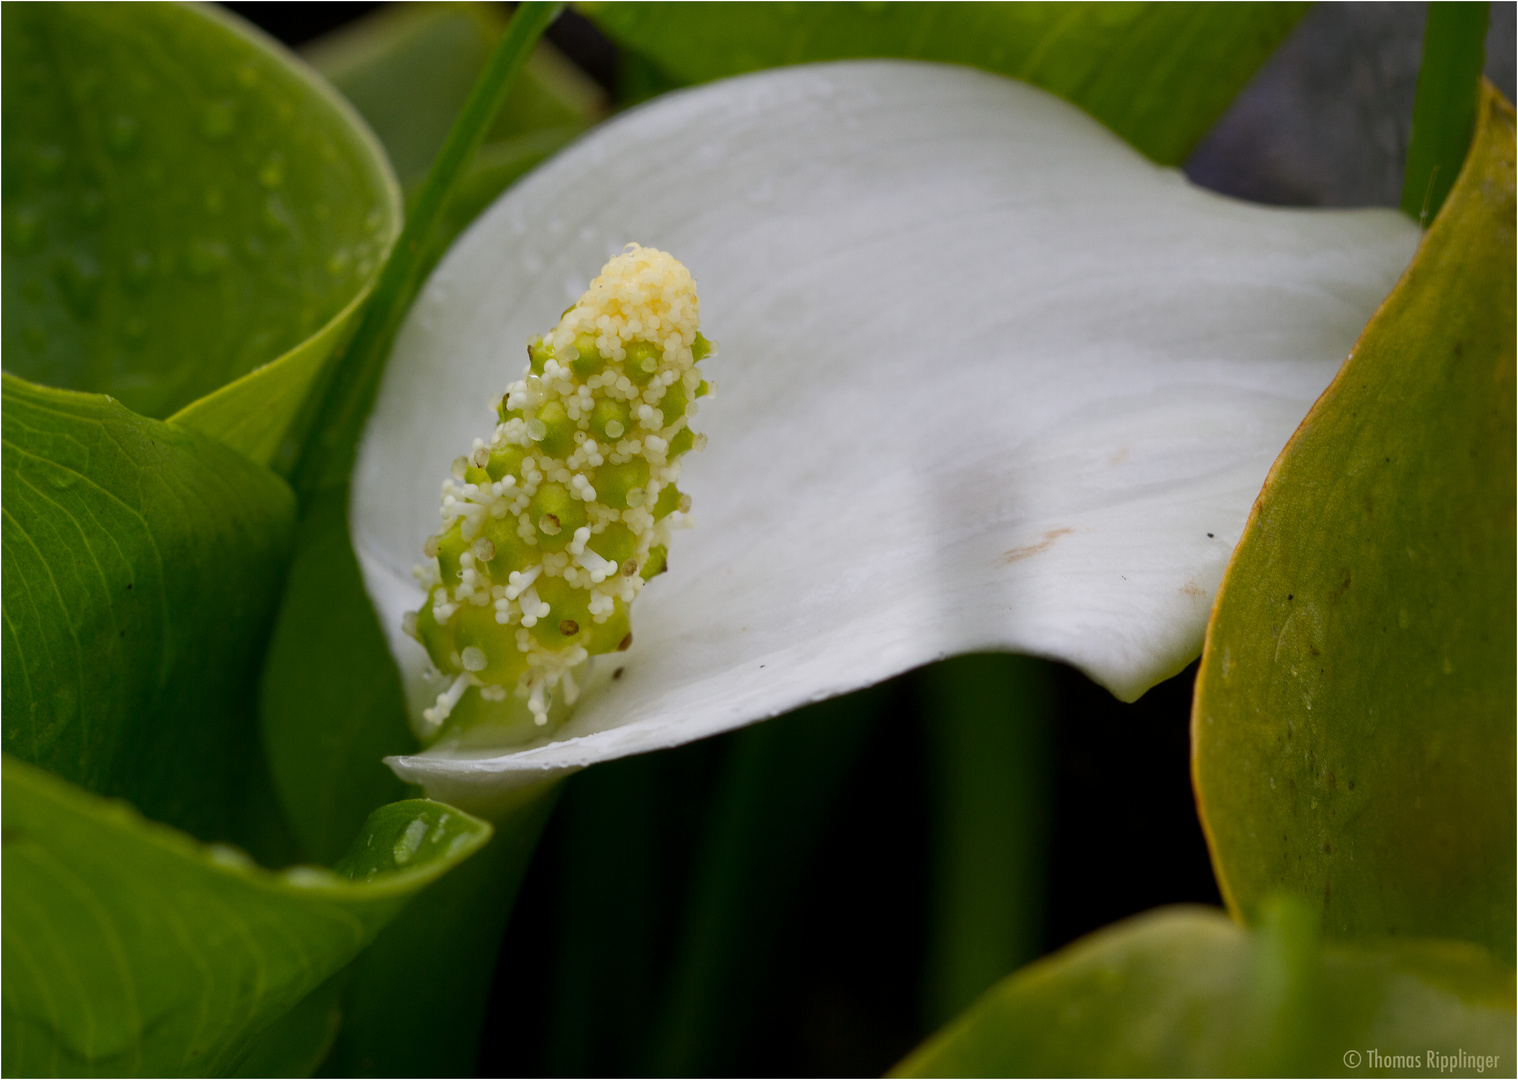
[1401, 1, 1490, 225]
[646, 689, 885, 1075]
[289, 1, 564, 498]
[921, 654, 1054, 1027]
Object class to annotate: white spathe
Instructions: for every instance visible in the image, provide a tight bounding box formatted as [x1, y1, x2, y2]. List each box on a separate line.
[353, 61, 1418, 811]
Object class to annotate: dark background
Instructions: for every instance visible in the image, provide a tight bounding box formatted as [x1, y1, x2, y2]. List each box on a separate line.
[226, 4, 1517, 1076]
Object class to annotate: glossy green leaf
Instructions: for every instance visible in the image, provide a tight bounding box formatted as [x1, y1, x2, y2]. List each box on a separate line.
[1, 1, 401, 465]
[1, 756, 490, 1077]
[1, 374, 296, 841]
[303, 1, 603, 191]
[323, 786, 557, 1077]
[895, 905, 1516, 1077]
[581, 1, 1309, 164]
[1194, 84, 1516, 963]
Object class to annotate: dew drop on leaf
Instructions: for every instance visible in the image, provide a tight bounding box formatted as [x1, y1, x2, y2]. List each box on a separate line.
[392, 817, 429, 866]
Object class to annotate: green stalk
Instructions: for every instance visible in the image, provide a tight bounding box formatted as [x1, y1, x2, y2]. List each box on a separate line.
[1401, 2, 1490, 225]
[921, 653, 1054, 1026]
[289, 1, 564, 497]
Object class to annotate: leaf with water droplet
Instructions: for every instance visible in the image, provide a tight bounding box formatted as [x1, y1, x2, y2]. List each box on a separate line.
[1, 2, 401, 462]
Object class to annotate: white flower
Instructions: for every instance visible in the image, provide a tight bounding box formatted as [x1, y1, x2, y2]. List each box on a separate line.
[352, 61, 1417, 814]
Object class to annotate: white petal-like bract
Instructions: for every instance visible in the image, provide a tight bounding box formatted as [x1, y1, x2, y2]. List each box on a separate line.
[353, 62, 1418, 811]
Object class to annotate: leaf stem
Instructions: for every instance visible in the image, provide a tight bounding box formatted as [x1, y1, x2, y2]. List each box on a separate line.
[921, 653, 1053, 1026]
[289, 2, 564, 499]
[1401, 2, 1490, 226]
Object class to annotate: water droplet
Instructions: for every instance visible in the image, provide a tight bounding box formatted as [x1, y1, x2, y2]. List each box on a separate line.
[364, 207, 383, 232]
[186, 239, 230, 279]
[392, 817, 429, 866]
[106, 115, 139, 156]
[283, 865, 339, 887]
[51, 252, 102, 319]
[326, 248, 351, 276]
[33, 145, 63, 179]
[199, 100, 237, 141]
[258, 153, 285, 189]
[49, 472, 78, 491]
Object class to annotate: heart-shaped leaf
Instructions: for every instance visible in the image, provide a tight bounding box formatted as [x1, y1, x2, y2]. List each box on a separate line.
[1, 2, 401, 466]
[1193, 84, 1516, 962]
[1, 756, 490, 1077]
[583, 1, 1309, 164]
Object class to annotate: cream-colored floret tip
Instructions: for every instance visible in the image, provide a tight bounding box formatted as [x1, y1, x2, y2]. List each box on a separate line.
[406, 245, 714, 737]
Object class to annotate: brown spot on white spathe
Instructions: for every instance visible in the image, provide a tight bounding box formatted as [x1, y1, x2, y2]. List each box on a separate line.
[1179, 578, 1206, 600]
[1109, 446, 1130, 465]
[999, 527, 1073, 565]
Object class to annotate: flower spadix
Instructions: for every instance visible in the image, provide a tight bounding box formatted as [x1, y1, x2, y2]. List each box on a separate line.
[353, 61, 1419, 813]
[406, 246, 711, 735]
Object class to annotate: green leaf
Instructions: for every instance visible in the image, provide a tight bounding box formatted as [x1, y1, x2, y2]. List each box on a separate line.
[1, 374, 296, 841]
[894, 904, 1516, 1077]
[303, 1, 603, 191]
[1193, 85, 1516, 963]
[322, 787, 557, 1077]
[580, 1, 1309, 164]
[1402, 2, 1490, 223]
[1, 1, 401, 464]
[1, 756, 491, 1077]
[260, 490, 415, 866]
[229, 976, 342, 1079]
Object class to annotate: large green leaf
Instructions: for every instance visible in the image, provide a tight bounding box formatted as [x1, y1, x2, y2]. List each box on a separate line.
[581, 1, 1309, 164]
[1, 374, 296, 842]
[303, 1, 603, 191]
[1, 756, 490, 1077]
[895, 905, 1516, 1077]
[1, 1, 401, 465]
[1193, 84, 1516, 963]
